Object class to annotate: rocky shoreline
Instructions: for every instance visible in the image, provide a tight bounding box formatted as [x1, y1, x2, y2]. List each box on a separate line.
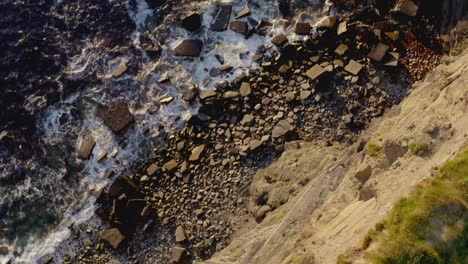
[57, 1, 446, 263]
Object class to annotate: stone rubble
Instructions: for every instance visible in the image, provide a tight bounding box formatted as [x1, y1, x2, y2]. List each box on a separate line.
[70, 0, 446, 263]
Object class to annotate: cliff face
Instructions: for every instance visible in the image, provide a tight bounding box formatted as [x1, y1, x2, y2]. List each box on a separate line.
[203, 46, 468, 264]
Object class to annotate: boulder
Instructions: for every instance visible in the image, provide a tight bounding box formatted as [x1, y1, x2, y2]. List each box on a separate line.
[230, 21, 248, 35]
[315, 16, 337, 28]
[236, 3, 251, 19]
[344, 60, 363, 75]
[199, 90, 217, 100]
[272, 120, 294, 138]
[147, 163, 159, 176]
[223, 91, 239, 99]
[174, 40, 203, 57]
[112, 62, 128, 77]
[300, 90, 312, 100]
[100, 228, 125, 249]
[249, 140, 262, 151]
[182, 86, 198, 102]
[108, 175, 140, 198]
[306, 64, 326, 80]
[384, 52, 399, 66]
[159, 72, 170, 83]
[175, 226, 187, 243]
[189, 144, 205, 161]
[337, 22, 347, 35]
[100, 101, 134, 134]
[256, 20, 272, 36]
[164, 159, 179, 171]
[211, 5, 232, 31]
[160, 96, 174, 104]
[181, 13, 202, 32]
[392, 0, 418, 16]
[78, 134, 96, 160]
[335, 44, 349, 56]
[271, 34, 288, 46]
[295, 22, 311, 35]
[240, 82, 252, 96]
[0, 245, 8, 255]
[368, 43, 389, 62]
[171, 246, 189, 264]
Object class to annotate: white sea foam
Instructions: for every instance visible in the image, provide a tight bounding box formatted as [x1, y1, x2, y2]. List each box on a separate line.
[9, 1, 329, 263]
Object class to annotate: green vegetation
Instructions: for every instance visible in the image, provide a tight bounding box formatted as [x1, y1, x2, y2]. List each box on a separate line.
[337, 253, 351, 264]
[409, 142, 430, 156]
[365, 147, 468, 264]
[367, 142, 382, 157]
[290, 252, 315, 264]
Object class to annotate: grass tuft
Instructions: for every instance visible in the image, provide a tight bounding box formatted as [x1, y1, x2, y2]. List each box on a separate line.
[290, 252, 315, 264]
[409, 142, 430, 156]
[367, 142, 382, 157]
[337, 253, 351, 264]
[365, 147, 468, 264]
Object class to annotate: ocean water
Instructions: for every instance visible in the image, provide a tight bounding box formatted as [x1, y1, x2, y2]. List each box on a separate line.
[0, 0, 327, 263]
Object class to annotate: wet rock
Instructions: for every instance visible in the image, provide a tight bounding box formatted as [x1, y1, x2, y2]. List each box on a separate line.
[295, 22, 311, 35]
[237, 3, 251, 19]
[160, 96, 174, 104]
[211, 5, 232, 31]
[189, 144, 205, 161]
[384, 52, 399, 66]
[96, 150, 107, 162]
[181, 13, 202, 32]
[315, 16, 337, 28]
[392, 0, 418, 17]
[271, 34, 288, 47]
[107, 175, 140, 198]
[230, 21, 248, 35]
[174, 39, 203, 57]
[0, 245, 8, 255]
[112, 62, 128, 77]
[100, 101, 134, 133]
[100, 228, 125, 249]
[368, 43, 389, 62]
[256, 20, 272, 36]
[159, 72, 170, 83]
[199, 90, 217, 100]
[171, 246, 189, 264]
[344, 60, 363, 75]
[175, 226, 187, 243]
[337, 22, 347, 35]
[182, 85, 198, 102]
[78, 134, 96, 160]
[306, 64, 326, 80]
[44, 256, 53, 264]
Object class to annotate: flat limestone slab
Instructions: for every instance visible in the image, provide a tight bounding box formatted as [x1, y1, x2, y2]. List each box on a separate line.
[306, 64, 326, 80]
[344, 60, 363, 75]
